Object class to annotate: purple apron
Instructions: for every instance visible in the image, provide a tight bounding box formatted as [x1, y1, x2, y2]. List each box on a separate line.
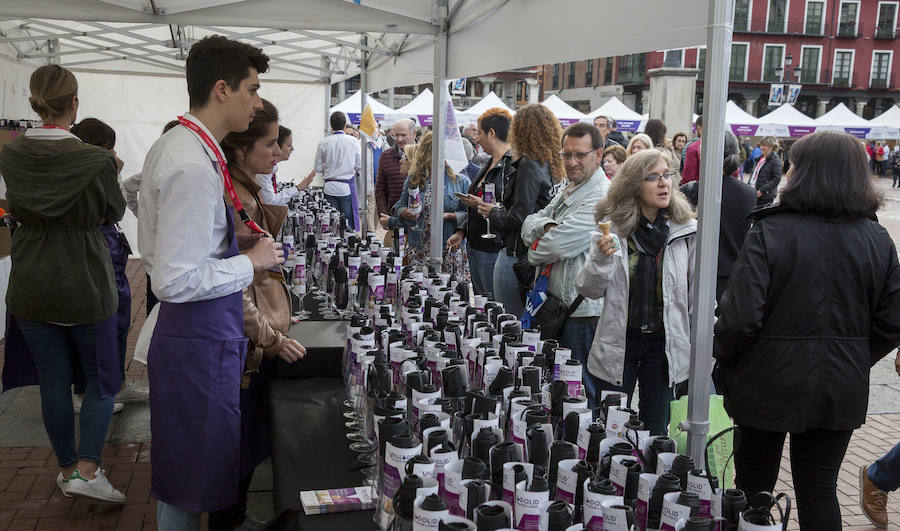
[239, 358, 272, 478]
[148, 204, 248, 513]
[329, 176, 360, 230]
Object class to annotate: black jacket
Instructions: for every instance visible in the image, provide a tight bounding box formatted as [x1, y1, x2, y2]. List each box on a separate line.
[607, 131, 628, 148]
[680, 175, 757, 302]
[714, 204, 900, 432]
[753, 154, 782, 206]
[487, 157, 553, 256]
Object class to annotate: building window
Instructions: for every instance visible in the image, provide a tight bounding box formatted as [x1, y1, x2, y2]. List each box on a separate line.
[871, 51, 892, 87]
[617, 53, 647, 84]
[585, 60, 594, 85]
[734, 0, 751, 31]
[767, 0, 787, 32]
[730, 43, 748, 81]
[800, 46, 821, 83]
[552, 64, 559, 88]
[663, 49, 684, 68]
[516, 80, 526, 101]
[697, 48, 707, 80]
[838, 1, 859, 36]
[805, 1, 825, 34]
[604, 59, 613, 83]
[568, 62, 576, 87]
[762, 44, 784, 82]
[833, 50, 854, 85]
[876, 2, 898, 38]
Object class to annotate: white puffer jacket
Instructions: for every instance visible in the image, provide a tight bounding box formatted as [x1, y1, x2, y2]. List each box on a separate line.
[575, 218, 697, 387]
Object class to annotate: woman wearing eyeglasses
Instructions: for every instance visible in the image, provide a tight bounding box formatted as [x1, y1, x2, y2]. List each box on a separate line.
[575, 148, 697, 435]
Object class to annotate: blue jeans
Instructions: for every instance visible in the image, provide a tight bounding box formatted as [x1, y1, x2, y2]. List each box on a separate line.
[15, 319, 115, 467]
[157, 500, 201, 531]
[559, 317, 601, 409]
[492, 252, 525, 318]
[325, 193, 355, 230]
[591, 329, 681, 436]
[869, 440, 900, 492]
[468, 247, 498, 296]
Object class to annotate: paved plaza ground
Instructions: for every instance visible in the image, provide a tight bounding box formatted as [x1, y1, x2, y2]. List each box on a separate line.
[0, 175, 898, 530]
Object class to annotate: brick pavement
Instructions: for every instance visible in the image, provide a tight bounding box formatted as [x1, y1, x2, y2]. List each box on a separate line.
[0, 259, 899, 529]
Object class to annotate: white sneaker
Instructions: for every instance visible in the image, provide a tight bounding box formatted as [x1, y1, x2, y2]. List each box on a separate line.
[73, 396, 124, 415]
[56, 472, 72, 498]
[65, 469, 126, 503]
[115, 381, 149, 404]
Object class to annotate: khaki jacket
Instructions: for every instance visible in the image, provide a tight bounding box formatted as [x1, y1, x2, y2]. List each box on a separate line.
[227, 166, 290, 388]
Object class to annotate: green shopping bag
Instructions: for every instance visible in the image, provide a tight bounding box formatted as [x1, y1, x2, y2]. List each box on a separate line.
[668, 394, 735, 489]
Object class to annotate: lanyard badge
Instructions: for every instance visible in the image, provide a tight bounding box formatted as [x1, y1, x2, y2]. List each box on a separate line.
[177, 116, 268, 235]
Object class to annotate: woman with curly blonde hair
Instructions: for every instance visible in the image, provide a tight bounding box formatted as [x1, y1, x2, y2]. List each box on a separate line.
[380, 131, 471, 267]
[575, 148, 697, 435]
[626, 133, 653, 157]
[465, 103, 557, 317]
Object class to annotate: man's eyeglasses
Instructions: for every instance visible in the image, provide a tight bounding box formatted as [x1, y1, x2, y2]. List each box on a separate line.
[559, 150, 596, 161]
[643, 170, 677, 183]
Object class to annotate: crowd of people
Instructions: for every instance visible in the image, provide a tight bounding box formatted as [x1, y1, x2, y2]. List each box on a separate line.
[0, 33, 898, 531]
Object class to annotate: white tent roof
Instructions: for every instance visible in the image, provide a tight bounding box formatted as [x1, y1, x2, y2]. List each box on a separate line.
[868, 105, 900, 139]
[460, 91, 515, 120]
[587, 96, 644, 121]
[394, 88, 434, 116]
[755, 104, 817, 137]
[813, 102, 872, 129]
[329, 90, 395, 116]
[540, 94, 587, 124]
[725, 101, 758, 125]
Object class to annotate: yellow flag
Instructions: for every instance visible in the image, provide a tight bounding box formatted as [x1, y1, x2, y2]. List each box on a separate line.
[359, 104, 377, 138]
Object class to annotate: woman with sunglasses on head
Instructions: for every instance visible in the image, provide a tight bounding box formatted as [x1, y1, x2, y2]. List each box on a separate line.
[575, 148, 696, 435]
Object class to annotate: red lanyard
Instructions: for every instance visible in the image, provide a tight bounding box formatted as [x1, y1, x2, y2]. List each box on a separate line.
[271, 172, 278, 193]
[177, 116, 267, 235]
[40, 124, 68, 131]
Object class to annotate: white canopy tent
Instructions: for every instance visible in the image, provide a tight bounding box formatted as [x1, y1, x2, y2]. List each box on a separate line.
[540, 94, 587, 128]
[813, 102, 885, 140]
[458, 91, 514, 123]
[724, 100, 760, 137]
[756, 103, 818, 138]
[329, 89, 397, 125]
[586, 96, 645, 132]
[392, 88, 436, 126]
[869, 105, 900, 139]
[0, 0, 734, 466]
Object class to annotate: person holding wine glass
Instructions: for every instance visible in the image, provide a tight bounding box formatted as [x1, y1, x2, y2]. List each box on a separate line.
[446, 108, 513, 296]
[459, 104, 561, 317]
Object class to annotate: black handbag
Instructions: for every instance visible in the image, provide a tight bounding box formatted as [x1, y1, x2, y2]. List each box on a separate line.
[531, 263, 585, 340]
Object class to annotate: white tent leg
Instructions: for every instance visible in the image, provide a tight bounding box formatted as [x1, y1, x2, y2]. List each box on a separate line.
[685, 0, 734, 466]
[359, 35, 369, 234]
[429, 0, 449, 262]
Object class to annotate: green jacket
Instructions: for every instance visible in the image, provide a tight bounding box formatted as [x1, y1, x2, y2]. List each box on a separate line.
[0, 135, 125, 324]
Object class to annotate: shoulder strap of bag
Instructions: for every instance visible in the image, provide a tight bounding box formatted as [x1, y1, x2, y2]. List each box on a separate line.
[565, 294, 585, 317]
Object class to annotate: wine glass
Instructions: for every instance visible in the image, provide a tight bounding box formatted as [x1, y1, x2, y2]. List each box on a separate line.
[481, 182, 497, 240]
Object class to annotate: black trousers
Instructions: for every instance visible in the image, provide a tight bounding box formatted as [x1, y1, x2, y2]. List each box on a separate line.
[208, 472, 254, 530]
[734, 424, 853, 531]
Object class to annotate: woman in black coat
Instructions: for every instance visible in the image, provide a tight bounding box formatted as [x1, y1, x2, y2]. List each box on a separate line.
[749, 136, 782, 207]
[714, 130, 900, 530]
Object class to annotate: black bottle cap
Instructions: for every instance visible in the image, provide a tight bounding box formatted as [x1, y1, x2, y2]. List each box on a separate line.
[587, 477, 617, 495]
[421, 493, 446, 512]
[461, 456, 489, 480]
[527, 474, 549, 492]
[545, 500, 573, 531]
[474, 503, 509, 531]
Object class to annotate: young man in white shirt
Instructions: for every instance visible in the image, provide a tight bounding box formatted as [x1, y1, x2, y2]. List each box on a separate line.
[314, 111, 361, 230]
[137, 35, 285, 530]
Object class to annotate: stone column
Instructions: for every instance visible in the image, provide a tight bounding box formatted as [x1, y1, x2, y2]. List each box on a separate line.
[386, 87, 395, 108]
[525, 78, 540, 104]
[336, 81, 346, 101]
[744, 99, 757, 117]
[816, 98, 829, 117]
[855, 99, 868, 116]
[478, 76, 497, 96]
[640, 91, 650, 115]
[647, 67, 700, 135]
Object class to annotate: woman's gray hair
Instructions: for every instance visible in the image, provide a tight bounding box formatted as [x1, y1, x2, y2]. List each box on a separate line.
[760, 135, 779, 147]
[723, 130, 741, 176]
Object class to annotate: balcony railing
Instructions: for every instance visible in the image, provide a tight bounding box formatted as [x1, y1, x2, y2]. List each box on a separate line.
[875, 26, 897, 38]
[837, 21, 859, 37]
[832, 76, 851, 87]
[870, 78, 889, 89]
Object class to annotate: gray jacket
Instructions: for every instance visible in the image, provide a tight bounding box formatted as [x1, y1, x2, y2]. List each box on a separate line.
[521, 168, 610, 318]
[575, 217, 697, 386]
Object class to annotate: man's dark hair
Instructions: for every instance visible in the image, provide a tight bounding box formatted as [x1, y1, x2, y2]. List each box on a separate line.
[781, 130, 881, 219]
[162, 119, 180, 135]
[278, 125, 292, 147]
[478, 112, 511, 142]
[644, 118, 667, 148]
[695, 114, 703, 128]
[71, 118, 116, 149]
[185, 35, 269, 110]
[562, 122, 602, 150]
[221, 98, 279, 165]
[330, 111, 347, 132]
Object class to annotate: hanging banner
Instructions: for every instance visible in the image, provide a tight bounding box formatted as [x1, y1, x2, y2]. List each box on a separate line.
[451, 78, 467, 95]
[768, 85, 784, 106]
[786, 84, 802, 106]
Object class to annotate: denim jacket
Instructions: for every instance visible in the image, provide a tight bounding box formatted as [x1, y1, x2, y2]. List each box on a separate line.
[388, 171, 471, 252]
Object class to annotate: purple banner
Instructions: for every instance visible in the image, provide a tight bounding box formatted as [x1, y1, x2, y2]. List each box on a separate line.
[617, 120, 641, 132]
[845, 127, 871, 139]
[347, 113, 385, 125]
[730, 124, 759, 136]
[788, 126, 816, 137]
[557, 118, 582, 128]
[417, 114, 433, 127]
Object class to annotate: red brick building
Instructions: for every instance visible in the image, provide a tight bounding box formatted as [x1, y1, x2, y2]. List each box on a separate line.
[540, 0, 899, 119]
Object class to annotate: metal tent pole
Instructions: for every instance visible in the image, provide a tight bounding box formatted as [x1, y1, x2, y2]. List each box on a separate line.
[684, 0, 735, 466]
[429, 0, 449, 261]
[358, 34, 369, 234]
